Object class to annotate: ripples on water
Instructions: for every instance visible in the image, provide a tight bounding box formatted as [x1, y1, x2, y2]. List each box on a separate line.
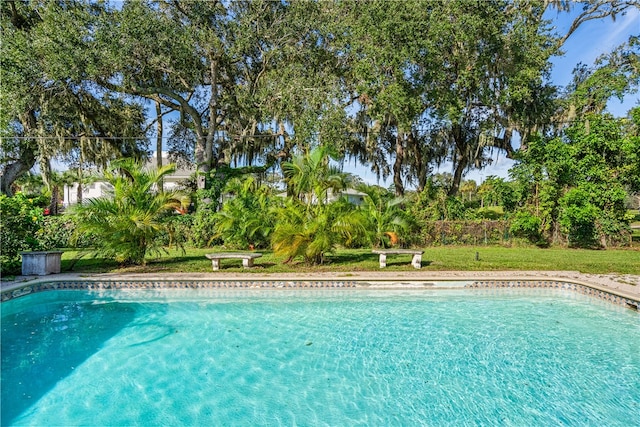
[2, 289, 639, 426]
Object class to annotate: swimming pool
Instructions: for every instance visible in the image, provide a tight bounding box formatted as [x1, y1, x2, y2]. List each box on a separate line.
[2, 288, 639, 425]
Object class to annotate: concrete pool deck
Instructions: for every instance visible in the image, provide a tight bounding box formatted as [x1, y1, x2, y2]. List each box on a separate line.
[2, 270, 639, 302]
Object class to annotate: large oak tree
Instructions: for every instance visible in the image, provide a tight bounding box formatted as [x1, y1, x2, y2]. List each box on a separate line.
[0, 0, 146, 196]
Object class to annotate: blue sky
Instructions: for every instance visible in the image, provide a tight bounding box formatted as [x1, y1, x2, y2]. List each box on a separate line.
[355, 6, 640, 187]
[477, 5, 638, 184]
[550, 5, 639, 116]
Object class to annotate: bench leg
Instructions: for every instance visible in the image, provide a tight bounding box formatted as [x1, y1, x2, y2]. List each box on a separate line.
[379, 254, 387, 268]
[411, 254, 422, 269]
[243, 258, 254, 268]
[211, 259, 220, 271]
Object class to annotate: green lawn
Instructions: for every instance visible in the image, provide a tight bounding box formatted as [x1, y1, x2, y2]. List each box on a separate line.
[60, 246, 640, 275]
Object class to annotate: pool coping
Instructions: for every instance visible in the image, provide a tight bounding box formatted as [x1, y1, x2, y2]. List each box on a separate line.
[2, 271, 639, 310]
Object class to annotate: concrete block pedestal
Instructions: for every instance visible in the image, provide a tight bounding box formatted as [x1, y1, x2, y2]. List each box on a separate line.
[20, 251, 63, 276]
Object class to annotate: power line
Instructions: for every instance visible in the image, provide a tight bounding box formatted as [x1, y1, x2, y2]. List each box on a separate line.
[1, 116, 630, 141]
[2, 136, 148, 140]
[1, 134, 281, 140]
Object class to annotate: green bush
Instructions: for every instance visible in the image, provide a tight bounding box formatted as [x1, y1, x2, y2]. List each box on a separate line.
[35, 215, 97, 249]
[70, 159, 183, 265]
[473, 207, 504, 220]
[212, 177, 275, 249]
[191, 206, 221, 247]
[0, 194, 46, 274]
[559, 188, 599, 248]
[156, 214, 195, 247]
[271, 197, 366, 265]
[509, 211, 544, 245]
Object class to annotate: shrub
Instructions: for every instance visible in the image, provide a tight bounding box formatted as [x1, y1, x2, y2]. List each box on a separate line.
[212, 177, 275, 249]
[0, 194, 45, 274]
[156, 214, 195, 247]
[271, 198, 366, 265]
[509, 211, 544, 245]
[36, 215, 97, 249]
[356, 185, 409, 248]
[70, 159, 183, 265]
[559, 188, 599, 248]
[191, 206, 220, 247]
[474, 207, 504, 220]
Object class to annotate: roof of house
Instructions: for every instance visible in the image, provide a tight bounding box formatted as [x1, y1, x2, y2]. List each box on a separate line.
[146, 152, 195, 180]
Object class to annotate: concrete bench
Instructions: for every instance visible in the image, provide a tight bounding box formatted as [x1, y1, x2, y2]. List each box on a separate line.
[371, 249, 423, 269]
[205, 252, 263, 271]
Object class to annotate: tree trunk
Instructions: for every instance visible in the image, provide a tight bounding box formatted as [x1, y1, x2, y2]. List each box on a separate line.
[393, 132, 405, 196]
[449, 126, 467, 197]
[49, 185, 59, 215]
[195, 57, 219, 190]
[77, 167, 84, 205]
[156, 101, 164, 192]
[408, 132, 426, 192]
[449, 157, 467, 197]
[0, 142, 37, 196]
[205, 56, 219, 166]
[39, 157, 52, 189]
[76, 183, 83, 205]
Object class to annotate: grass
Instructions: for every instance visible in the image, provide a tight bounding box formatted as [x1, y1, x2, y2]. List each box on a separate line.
[59, 245, 640, 276]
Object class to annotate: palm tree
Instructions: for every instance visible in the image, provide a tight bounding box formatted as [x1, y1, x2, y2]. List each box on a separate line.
[271, 197, 366, 265]
[212, 176, 275, 249]
[273, 147, 367, 264]
[70, 158, 182, 265]
[282, 146, 355, 208]
[460, 179, 478, 203]
[14, 172, 44, 195]
[356, 184, 409, 248]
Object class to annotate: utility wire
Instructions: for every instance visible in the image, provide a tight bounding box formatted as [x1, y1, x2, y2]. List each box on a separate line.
[1, 116, 628, 141]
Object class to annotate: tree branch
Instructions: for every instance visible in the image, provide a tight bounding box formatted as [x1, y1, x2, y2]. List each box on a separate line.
[556, 1, 640, 47]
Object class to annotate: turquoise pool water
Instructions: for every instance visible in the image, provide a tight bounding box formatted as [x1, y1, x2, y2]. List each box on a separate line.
[2, 288, 639, 426]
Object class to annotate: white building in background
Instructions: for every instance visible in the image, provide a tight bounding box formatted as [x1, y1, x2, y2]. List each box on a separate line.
[62, 152, 195, 206]
[275, 188, 367, 206]
[63, 180, 112, 207]
[335, 188, 367, 206]
[147, 151, 194, 191]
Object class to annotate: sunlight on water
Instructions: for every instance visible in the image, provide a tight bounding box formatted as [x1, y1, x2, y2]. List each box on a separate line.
[2, 289, 639, 426]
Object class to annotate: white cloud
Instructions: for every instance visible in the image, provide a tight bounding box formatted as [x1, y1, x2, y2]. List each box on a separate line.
[602, 8, 640, 48]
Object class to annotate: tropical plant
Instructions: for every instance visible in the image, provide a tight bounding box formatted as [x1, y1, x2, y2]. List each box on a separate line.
[282, 146, 355, 207]
[459, 179, 478, 203]
[271, 197, 366, 265]
[13, 172, 45, 196]
[212, 176, 275, 249]
[70, 159, 182, 265]
[272, 146, 367, 264]
[356, 184, 409, 248]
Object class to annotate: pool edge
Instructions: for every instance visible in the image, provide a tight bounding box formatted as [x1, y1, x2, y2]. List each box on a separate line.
[2, 276, 638, 309]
